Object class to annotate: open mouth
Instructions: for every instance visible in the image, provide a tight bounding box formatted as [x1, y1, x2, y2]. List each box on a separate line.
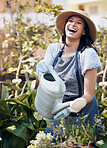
[68, 28, 77, 33]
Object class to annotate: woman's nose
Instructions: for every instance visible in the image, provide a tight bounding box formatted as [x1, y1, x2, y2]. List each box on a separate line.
[72, 21, 76, 26]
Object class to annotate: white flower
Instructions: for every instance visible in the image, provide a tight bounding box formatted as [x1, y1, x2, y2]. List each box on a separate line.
[47, 133, 53, 140]
[27, 145, 33, 148]
[27, 131, 53, 148]
[27, 140, 38, 147]
[2, 42, 8, 48]
[0, 137, 2, 141]
[30, 140, 35, 144]
[36, 131, 46, 141]
[5, 34, 10, 37]
[29, 47, 32, 51]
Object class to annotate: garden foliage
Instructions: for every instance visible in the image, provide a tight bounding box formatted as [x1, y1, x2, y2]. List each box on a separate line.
[0, 0, 106, 148]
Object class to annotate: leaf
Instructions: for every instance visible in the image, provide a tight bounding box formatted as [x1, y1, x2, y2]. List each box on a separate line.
[31, 80, 36, 90]
[1, 85, 9, 99]
[7, 67, 17, 73]
[0, 99, 9, 113]
[5, 79, 12, 85]
[99, 82, 107, 86]
[33, 112, 42, 121]
[20, 69, 25, 74]
[96, 139, 107, 148]
[101, 113, 107, 118]
[36, 5, 42, 10]
[100, 101, 107, 107]
[97, 70, 104, 76]
[6, 98, 35, 112]
[6, 122, 29, 142]
[12, 79, 22, 84]
[45, 8, 51, 12]
[9, 94, 28, 114]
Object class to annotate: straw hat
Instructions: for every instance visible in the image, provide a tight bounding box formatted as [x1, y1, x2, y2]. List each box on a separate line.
[56, 10, 97, 43]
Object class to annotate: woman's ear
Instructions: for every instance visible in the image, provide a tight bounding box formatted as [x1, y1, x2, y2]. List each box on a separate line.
[83, 31, 85, 35]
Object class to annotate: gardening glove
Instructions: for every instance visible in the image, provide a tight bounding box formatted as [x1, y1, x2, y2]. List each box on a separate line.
[42, 108, 70, 121]
[53, 107, 71, 120]
[69, 97, 87, 113]
[36, 60, 50, 77]
[43, 98, 87, 121]
[43, 106, 77, 121]
[54, 97, 87, 120]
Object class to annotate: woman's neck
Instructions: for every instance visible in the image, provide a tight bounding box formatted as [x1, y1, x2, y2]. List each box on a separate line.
[65, 38, 80, 54]
[61, 39, 80, 61]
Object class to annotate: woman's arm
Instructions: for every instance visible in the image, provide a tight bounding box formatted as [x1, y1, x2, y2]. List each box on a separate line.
[82, 70, 97, 104]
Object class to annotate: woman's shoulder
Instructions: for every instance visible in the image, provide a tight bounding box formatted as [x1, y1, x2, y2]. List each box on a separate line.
[81, 46, 97, 55]
[46, 42, 61, 56]
[48, 42, 60, 49]
[79, 46, 102, 75]
[80, 46, 99, 61]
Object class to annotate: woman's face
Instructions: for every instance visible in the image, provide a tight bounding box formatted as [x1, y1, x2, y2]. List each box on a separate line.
[65, 15, 85, 40]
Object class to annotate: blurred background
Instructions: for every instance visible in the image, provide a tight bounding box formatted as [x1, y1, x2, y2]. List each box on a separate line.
[0, 1, 106, 148]
[0, 0, 107, 30]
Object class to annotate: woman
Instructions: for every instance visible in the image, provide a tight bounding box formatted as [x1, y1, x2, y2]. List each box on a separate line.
[36, 10, 102, 134]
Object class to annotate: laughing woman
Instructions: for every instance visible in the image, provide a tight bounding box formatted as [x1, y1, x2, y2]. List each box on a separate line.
[36, 10, 102, 135]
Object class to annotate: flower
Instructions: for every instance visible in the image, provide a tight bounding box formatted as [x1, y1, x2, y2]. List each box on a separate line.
[27, 131, 53, 148]
[36, 131, 46, 141]
[0, 68, 3, 71]
[47, 133, 53, 140]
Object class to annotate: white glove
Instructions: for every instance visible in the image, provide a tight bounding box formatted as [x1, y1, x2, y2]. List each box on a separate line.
[42, 107, 71, 121]
[53, 107, 71, 120]
[42, 98, 86, 121]
[54, 97, 87, 120]
[36, 60, 49, 76]
[69, 97, 87, 112]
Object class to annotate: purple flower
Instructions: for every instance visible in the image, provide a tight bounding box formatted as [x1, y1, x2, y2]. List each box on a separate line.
[0, 68, 3, 71]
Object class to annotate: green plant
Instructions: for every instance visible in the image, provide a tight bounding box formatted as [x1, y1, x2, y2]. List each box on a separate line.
[0, 85, 46, 148]
[0, 0, 63, 98]
[53, 117, 100, 147]
[94, 29, 107, 147]
[27, 116, 102, 148]
[0, 1, 63, 147]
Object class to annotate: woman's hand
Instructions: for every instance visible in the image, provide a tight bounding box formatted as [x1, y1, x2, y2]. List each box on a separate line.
[53, 97, 86, 120]
[36, 75, 39, 87]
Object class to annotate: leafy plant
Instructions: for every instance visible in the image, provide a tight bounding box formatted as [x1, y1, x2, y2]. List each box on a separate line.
[27, 116, 102, 148]
[0, 1, 63, 147]
[0, 0, 63, 98]
[95, 29, 107, 147]
[0, 85, 46, 148]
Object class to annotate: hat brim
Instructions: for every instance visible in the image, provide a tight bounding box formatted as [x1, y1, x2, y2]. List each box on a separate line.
[56, 10, 97, 43]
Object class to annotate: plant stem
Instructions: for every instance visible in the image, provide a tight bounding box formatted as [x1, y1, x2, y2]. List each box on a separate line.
[102, 63, 107, 100]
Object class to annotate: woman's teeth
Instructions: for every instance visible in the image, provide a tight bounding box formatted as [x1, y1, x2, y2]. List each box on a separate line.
[68, 28, 77, 33]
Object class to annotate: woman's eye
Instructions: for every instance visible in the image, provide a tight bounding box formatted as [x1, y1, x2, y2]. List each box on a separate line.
[68, 19, 73, 22]
[77, 22, 82, 24]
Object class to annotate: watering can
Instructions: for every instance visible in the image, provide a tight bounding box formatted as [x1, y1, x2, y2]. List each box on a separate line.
[35, 63, 86, 119]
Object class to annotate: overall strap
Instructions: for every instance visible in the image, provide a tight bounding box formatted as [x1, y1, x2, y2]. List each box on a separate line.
[53, 43, 82, 97]
[53, 44, 65, 68]
[75, 45, 82, 97]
